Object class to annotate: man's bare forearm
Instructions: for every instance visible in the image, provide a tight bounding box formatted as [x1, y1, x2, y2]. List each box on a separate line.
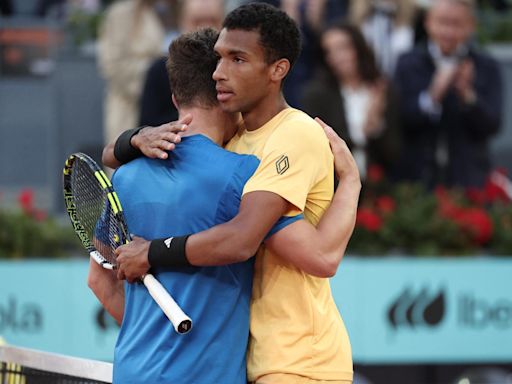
[87, 259, 125, 324]
[314, 174, 361, 264]
[185, 191, 287, 266]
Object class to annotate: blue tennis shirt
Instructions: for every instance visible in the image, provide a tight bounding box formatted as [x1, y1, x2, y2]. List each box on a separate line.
[111, 134, 300, 384]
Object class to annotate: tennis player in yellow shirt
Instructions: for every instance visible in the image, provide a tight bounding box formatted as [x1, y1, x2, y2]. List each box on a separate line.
[104, 3, 360, 383]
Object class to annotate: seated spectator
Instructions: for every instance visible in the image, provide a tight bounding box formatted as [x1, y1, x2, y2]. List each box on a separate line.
[302, 22, 400, 181]
[350, 0, 416, 76]
[393, 0, 503, 188]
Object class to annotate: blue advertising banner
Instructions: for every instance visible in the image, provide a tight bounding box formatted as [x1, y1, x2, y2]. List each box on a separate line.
[0, 257, 511, 363]
[330, 257, 512, 364]
[0, 260, 118, 361]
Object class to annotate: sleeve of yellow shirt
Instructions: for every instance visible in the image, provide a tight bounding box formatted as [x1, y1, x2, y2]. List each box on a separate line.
[242, 118, 330, 216]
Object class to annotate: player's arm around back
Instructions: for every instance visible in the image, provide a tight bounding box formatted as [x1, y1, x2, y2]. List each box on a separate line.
[185, 190, 289, 265]
[87, 258, 125, 325]
[101, 115, 191, 169]
[265, 118, 361, 277]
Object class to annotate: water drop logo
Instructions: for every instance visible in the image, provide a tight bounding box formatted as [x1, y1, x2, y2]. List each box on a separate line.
[388, 287, 446, 329]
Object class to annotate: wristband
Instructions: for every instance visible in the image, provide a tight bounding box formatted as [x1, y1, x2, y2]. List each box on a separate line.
[148, 235, 191, 268]
[113, 126, 144, 164]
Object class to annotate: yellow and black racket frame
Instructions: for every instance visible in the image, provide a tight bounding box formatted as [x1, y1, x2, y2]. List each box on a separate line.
[62, 152, 130, 257]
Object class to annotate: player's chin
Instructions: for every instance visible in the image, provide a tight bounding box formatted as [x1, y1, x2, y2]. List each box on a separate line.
[218, 101, 238, 113]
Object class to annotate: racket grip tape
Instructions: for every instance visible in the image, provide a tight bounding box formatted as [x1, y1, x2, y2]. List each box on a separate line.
[141, 274, 193, 334]
[90, 251, 115, 270]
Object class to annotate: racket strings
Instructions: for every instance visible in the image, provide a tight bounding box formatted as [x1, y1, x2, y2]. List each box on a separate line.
[70, 160, 119, 266]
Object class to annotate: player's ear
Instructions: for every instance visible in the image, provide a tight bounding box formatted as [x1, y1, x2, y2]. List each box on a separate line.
[269, 59, 290, 83]
[172, 94, 179, 109]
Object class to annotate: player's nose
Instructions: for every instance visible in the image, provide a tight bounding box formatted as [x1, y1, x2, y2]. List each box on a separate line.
[213, 59, 227, 81]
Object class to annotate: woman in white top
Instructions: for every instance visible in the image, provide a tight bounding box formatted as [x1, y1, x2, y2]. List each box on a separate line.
[302, 22, 401, 181]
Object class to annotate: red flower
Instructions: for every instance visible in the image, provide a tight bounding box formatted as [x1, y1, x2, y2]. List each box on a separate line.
[436, 187, 461, 218]
[367, 164, 384, 184]
[18, 188, 34, 214]
[376, 195, 396, 214]
[356, 208, 383, 232]
[466, 187, 486, 206]
[453, 208, 493, 245]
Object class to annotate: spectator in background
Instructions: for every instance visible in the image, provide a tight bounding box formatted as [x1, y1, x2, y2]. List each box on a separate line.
[139, 0, 225, 127]
[97, 0, 179, 145]
[394, 0, 503, 188]
[255, 0, 348, 107]
[350, 0, 416, 76]
[302, 22, 400, 181]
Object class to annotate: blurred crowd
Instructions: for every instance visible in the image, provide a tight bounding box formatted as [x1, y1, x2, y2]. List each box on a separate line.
[1, 0, 510, 191]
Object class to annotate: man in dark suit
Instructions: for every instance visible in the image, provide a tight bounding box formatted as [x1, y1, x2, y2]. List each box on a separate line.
[394, 0, 502, 188]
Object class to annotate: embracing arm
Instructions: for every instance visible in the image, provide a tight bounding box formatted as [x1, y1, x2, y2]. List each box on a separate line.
[116, 119, 360, 280]
[189, 118, 361, 276]
[185, 191, 287, 265]
[115, 190, 288, 281]
[148, 172, 358, 278]
[87, 259, 125, 325]
[101, 116, 191, 169]
[265, 175, 360, 277]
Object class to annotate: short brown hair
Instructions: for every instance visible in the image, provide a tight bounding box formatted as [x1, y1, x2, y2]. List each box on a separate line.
[166, 28, 219, 108]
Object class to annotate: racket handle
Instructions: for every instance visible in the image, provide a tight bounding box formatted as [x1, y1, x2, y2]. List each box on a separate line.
[141, 274, 193, 334]
[90, 251, 114, 270]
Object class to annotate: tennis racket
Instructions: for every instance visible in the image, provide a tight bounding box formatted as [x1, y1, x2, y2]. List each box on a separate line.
[62, 152, 192, 334]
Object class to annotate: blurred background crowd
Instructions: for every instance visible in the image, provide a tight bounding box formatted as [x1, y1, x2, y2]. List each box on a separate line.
[1, 0, 511, 257]
[1, 2, 512, 383]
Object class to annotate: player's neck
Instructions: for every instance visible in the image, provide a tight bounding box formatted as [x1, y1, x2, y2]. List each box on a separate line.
[242, 93, 289, 132]
[178, 107, 238, 146]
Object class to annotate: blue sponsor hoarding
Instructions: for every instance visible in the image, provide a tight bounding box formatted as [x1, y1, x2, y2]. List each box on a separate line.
[0, 258, 511, 363]
[0, 260, 118, 361]
[330, 257, 512, 363]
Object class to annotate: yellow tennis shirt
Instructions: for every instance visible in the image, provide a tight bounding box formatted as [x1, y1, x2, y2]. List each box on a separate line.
[225, 108, 353, 381]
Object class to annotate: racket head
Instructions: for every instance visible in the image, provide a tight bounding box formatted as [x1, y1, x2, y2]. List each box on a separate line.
[63, 153, 131, 268]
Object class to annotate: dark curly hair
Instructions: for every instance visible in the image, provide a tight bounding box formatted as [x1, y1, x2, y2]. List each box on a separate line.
[223, 2, 301, 68]
[166, 28, 219, 108]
